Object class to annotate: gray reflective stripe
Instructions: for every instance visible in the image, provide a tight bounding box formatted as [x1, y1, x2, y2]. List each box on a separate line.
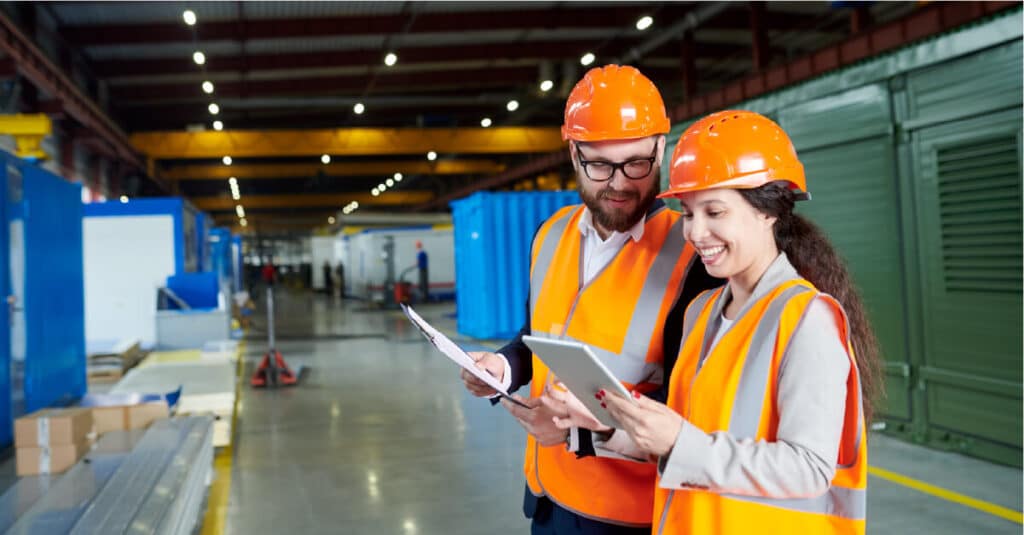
[680, 289, 718, 351]
[619, 217, 687, 362]
[725, 485, 866, 520]
[729, 285, 812, 437]
[529, 207, 577, 317]
[656, 490, 675, 535]
[530, 331, 659, 385]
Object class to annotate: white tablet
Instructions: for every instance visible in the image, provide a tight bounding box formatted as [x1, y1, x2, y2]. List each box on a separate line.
[521, 335, 635, 429]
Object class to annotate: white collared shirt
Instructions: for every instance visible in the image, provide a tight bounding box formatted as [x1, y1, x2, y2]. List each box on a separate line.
[577, 207, 646, 285]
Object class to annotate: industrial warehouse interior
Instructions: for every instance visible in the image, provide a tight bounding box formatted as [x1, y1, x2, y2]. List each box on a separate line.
[0, 1, 1016, 534]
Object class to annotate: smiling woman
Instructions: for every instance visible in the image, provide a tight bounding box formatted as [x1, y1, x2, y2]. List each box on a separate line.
[576, 110, 883, 535]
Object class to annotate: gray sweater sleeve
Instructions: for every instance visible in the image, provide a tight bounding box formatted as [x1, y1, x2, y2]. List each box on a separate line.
[657, 298, 851, 498]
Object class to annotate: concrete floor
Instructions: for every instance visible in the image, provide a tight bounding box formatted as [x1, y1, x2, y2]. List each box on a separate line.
[225, 289, 1022, 535]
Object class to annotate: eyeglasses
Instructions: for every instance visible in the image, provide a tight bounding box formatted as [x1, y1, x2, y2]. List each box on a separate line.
[576, 144, 658, 182]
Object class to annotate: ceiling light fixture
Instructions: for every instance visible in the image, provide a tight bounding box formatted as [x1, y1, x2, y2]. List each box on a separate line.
[386, 178, 394, 187]
[393, 173, 402, 182]
[202, 81, 214, 94]
[222, 156, 232, 166]
[636, 15, 654, 31]
[328, 216, 336, 224]
[208, 103, 219, 115]
[321, 154, 331, 164]
[193, 51, 206, 65]
[353, 102, 365, 114]
[540, 80, 554, 92]
[384, 52, 398, 67]
[506, 100, 519, 112]
[371, 188, 380, 196]
[580, 52, 595, 66]
[480, 117, 492, 128]
[119, 195, 129, 203]
[427, 151, 437, 161]
[183, 10, 197, 26]
[212, 120, 223, 131]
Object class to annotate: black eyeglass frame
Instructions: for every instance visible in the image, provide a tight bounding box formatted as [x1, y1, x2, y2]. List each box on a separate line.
[575, 143, 659, 182]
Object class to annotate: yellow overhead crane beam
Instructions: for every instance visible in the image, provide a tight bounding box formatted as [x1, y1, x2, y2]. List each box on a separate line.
[0, 114, 52, 160]
[131, 127, 565, 159]
[191, 191, 433, 211]
[165, 159, 506, 180]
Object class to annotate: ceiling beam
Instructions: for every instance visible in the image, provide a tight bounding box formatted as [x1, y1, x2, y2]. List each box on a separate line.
[62, 6, 663, 46]
[417, 152, 571, 211]
[109, 66, 541, 101]
[96, 40, 746, 80]
[132, 127, 565, 159]
[193, 191, 434, 211]
[165, 159, 505, 180]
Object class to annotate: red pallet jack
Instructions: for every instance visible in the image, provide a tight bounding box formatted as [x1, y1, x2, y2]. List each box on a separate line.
[251, 286, 298, 388]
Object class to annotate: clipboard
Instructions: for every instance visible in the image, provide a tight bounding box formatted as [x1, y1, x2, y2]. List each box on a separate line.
[521, 335, 636, 428]
[401, 304, 529, 409]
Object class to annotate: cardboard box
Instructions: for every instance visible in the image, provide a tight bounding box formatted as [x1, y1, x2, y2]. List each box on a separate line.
[14, 408, 93, 448]
[92, 406, 128, 435]
[90, 402, 169, 436]
[16, 442, 89, 476]
[127, 402, 169, 430]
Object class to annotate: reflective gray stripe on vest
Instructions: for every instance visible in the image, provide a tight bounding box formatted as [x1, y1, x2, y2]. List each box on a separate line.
[529, 207, 578, 317]
[680, 289, 718, 352]
[725, 485, 866, 520]
[528, 331, 660, 385]
[619, 217, 687, 366]
[728, 285, 812, 438]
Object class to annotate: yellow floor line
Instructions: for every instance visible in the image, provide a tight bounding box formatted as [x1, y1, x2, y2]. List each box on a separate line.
[868, 465, 1023, 524]
[200, 341, 246, 535]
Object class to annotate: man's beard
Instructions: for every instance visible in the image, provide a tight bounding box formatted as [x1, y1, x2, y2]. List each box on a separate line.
[579, 177, 659, 233]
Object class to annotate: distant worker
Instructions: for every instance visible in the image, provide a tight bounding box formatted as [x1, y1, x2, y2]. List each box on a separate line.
[322, 261, 334, 296]
[416, 241, 429, 302]
[336, 261, 346, 299]
[457, 64, 719, 534]
[261, 260, 277, 287]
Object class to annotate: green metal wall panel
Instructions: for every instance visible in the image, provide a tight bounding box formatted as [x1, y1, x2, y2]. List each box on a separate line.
[905, 39, 1023, 130]
[656, 11, 1023, 464]
[909, 109, 1022, 465]
[778, 84, 913, 422]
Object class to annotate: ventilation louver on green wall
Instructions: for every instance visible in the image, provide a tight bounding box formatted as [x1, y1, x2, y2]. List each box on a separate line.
[936, 137, 1022, 293]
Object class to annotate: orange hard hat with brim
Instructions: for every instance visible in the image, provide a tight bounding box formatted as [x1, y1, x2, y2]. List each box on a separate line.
[562, 64, 671, 142]
[658, 110, 809, 200]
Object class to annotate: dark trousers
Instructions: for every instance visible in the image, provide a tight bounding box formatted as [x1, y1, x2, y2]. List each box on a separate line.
[526, 488, 649, 535]
[418, 267, 429, 301]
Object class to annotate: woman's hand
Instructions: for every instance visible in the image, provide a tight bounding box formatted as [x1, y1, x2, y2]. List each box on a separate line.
[601, 390, 684, 457]
[539, 377, 611, 433]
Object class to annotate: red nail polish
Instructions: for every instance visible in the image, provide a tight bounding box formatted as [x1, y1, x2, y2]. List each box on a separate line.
[632, 390, 642, 399]
[598, 389, 606, 397]
[600, 402, 606, 408]
[594, 393, 601, 400]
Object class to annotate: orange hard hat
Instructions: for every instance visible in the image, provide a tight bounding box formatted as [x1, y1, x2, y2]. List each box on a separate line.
[658, 110, 808, 200]
[562, 64, 670, 142]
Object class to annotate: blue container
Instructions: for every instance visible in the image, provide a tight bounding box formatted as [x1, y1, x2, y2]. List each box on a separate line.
[451, 191, 580, 340]
[207, 227, 232, 285]
[16, 162, 86, 414]
[166, 272, 219, 309]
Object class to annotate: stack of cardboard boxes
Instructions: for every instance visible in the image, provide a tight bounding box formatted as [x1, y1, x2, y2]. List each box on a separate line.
[14, 408, 93, 476]
[13, 402, 170, 477]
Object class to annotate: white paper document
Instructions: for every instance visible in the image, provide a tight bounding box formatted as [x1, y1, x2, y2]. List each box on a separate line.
[401, 304, 528, 408]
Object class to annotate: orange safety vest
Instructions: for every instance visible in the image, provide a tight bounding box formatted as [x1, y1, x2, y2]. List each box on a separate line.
[525, 202, 696, 527]
[655, 279, 867, 534]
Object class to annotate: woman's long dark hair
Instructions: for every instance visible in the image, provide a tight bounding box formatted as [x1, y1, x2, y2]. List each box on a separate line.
[739, 182, 883, 424]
